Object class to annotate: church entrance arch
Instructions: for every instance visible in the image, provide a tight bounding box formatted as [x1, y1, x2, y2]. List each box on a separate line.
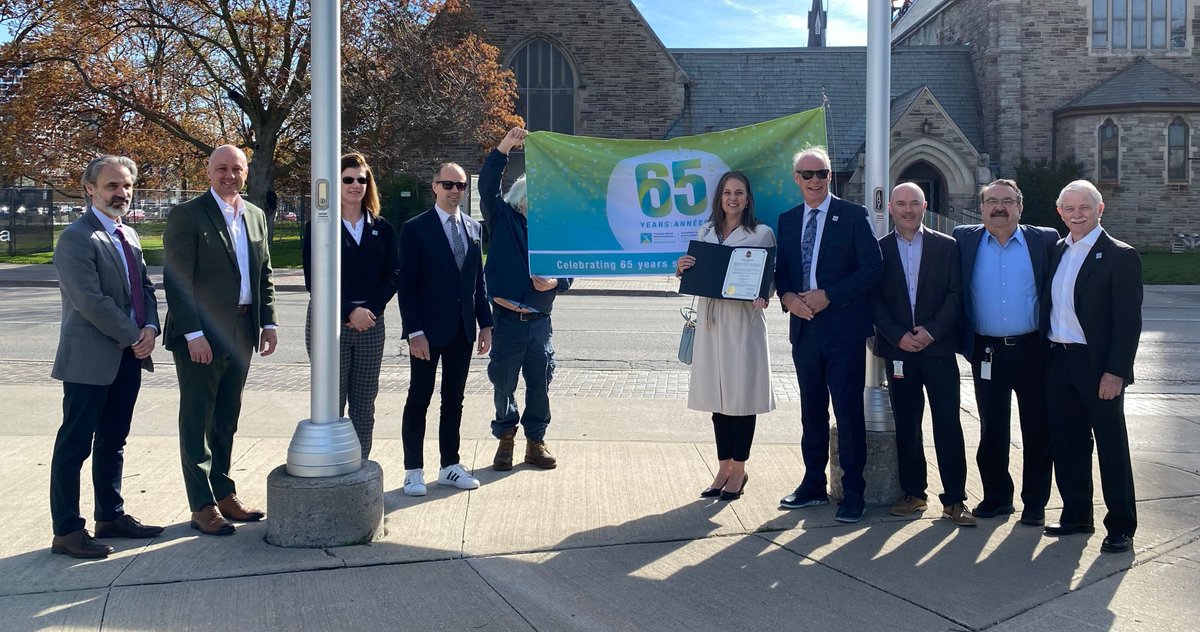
[897, 160, 948, 215]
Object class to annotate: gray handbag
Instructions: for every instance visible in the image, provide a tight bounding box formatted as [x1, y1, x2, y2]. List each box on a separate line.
[677, 300, 697, 365]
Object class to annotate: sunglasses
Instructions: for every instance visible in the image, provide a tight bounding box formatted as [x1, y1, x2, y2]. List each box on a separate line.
[342, 176, 369, 184]
[435, 180, 468, 191]
[796, 169, 831, 180]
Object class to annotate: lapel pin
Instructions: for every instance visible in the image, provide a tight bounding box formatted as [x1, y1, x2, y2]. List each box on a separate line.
[832, 215, 840, 222]
[371, 230, 378, 236]
[1096, 252, 1103, 259]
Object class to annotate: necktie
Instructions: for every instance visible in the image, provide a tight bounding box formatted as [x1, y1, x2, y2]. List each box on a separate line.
[800, 208, 819, 292]
[448, 215, 466, 269]
[112, 225, 147, 327]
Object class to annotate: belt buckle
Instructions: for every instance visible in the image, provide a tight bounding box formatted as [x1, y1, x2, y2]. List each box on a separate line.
[519, 312, 537, 321]
[1003, 335, 1018, 346]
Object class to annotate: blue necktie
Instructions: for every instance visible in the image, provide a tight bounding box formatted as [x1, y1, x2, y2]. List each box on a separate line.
[800, 208, 819, 292]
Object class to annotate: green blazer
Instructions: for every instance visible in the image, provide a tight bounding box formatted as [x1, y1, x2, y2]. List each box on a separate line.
[162, 191, 277, 356]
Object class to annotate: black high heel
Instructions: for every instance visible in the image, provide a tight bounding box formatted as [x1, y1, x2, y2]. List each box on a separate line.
[699, 487, 722, 498]
[719, 473, 748, 501]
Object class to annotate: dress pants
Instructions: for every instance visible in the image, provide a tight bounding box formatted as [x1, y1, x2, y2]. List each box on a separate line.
[792, 331, 867, 497]
[886, 352, 967, 505]
[305, 306, 387, 459]
[488, 307, 554, 442]
[402, 324, 472, 470]
[174, 311, 254, 511]
[1046, 345, 1137, 537]
[970, 334, 1052, 511]
[50, 349, 142, 536]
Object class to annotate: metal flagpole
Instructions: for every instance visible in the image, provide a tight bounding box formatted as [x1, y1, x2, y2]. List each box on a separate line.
[285, 0, 361, 476]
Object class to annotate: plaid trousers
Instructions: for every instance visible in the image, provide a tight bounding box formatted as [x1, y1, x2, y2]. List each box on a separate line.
[305, 306, 387, 459]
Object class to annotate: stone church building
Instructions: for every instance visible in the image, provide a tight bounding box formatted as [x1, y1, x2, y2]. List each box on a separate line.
[466, 0, 1199, 249]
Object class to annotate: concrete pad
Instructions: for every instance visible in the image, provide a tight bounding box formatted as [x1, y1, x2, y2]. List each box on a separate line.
[0, 588, 106, 632]
[103, 560, 533, 631]
[1126, 414, 1200, 452]
[992, 538, 1200, 632]
[461, 441, 745, 556]
[470, 536, 956, 631]
[766, 496, 1200, 630]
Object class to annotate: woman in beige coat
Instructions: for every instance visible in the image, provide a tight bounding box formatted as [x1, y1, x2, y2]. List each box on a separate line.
[676, 171, 776, 501]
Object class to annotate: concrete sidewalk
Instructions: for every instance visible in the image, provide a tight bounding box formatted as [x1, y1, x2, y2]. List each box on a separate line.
[1, 374, 1199, 631]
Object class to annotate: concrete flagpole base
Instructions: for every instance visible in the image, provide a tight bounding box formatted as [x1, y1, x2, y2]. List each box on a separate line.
[265, 460, 385, 548]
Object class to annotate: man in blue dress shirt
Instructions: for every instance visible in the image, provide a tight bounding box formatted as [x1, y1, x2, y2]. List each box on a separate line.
[953, 179, 1059, 527]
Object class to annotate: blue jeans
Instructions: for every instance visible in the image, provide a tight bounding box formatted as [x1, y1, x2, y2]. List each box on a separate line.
[488, 309, 555, 441]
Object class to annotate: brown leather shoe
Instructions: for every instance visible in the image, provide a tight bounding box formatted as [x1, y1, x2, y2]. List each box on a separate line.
[494, 426, 517, 471]
[190, 505, 235, 536]
[217, 493, 265, 522]
[51, 529, 114, 559]
[888, 495, 928, 517]
[524, 440, 557, 469]
[942, 502, 978, 527]
[95, 514, 164, 539]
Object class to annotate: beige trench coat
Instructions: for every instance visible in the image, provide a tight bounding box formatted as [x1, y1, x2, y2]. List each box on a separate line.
[686, 221, 777, 415]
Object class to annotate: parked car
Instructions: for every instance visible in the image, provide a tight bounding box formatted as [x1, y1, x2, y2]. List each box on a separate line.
[126, 209, 146, 222]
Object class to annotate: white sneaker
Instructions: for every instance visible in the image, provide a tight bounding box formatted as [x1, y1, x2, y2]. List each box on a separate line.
[437, 464, 480, 490]
[403, 469, 427, 496]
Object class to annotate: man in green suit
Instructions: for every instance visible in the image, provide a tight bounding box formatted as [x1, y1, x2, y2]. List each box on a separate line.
[163, 144, 278, 536]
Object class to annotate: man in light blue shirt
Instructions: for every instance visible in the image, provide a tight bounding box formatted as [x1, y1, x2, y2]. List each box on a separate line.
[953, 179, 1060, 527]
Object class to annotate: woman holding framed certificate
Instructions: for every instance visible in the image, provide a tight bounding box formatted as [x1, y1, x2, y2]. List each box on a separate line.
[675, 171, 777, 501]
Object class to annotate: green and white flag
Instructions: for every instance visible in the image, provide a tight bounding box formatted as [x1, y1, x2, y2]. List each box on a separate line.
[524, 108, 827, 277]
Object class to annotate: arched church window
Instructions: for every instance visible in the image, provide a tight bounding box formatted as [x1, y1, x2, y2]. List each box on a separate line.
[1168, 117, 1190, 182]
[508, 38, 576, 134]
[1099, 119, 1120, 182]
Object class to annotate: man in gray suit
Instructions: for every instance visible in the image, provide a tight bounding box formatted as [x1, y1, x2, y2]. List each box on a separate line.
[50, 155, 164, 559]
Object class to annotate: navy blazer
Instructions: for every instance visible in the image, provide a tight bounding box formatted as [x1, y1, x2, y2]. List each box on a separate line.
[775, 195, 883, 343]
[1043, 230, 1142, 384]
[871, 228, 962, 359]
[952, 223, 1059, 358]
[397, 208, 493, 347]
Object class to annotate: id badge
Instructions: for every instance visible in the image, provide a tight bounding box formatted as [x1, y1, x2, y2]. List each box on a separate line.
[892, 360, 904, 379]
[980, 346, 993, 381]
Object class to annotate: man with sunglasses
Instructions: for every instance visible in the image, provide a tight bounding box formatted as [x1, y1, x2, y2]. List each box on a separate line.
[397, 162, 493, 496]
[775, 147, 882, 523]
[479, 128, 573, 471]
[953, 179, 1058, 528]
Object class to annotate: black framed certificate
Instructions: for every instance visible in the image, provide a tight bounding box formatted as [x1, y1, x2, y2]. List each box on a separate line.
[678, 240, 776, 301]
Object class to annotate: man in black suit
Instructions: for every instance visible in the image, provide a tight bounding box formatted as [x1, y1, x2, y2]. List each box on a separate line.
[953, 179, 1058, 527]
[872, 183, 973, 527]
[1042, 180, 1141, 554]
[775, 147, 883, 523]
[49, 155, 164, 558]
[397, 162, 493, 496]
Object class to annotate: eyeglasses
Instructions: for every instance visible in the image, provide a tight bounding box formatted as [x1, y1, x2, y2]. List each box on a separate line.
[435, 181, 468, 191]
[983, 198, 1020, 208]
[796, 169, 831, 180]
[342, 176, 368, 185]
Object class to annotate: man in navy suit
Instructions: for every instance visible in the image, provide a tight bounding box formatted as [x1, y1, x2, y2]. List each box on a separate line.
[872, 183, 973, 527]
[397, 162, 493, 496]
[775, 147, 883, 523]
[50, 155, 164, 558]
[1042, 180, 1141, 553]
[953, 179, 1058, 527]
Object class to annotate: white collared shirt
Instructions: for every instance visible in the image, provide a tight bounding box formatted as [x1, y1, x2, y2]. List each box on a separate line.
[343, 214, 365, 245]
[799, 193, 831, 290]
[435, 204, 468, 255]
[210, 188, 253, 305]
[1048, 225, 1103, 344]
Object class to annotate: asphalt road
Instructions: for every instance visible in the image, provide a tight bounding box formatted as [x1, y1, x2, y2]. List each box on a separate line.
[2, 285, 1198, 389]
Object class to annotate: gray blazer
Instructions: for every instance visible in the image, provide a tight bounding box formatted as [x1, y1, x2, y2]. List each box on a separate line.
[51, 210, 159, 385]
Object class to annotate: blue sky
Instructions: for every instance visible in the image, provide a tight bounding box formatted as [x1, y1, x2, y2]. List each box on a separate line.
[631, 0, 869, 48]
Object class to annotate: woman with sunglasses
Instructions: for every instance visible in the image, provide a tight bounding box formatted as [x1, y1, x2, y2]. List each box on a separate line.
[675, 171, 777, 501]
[301, 152, 400, 459]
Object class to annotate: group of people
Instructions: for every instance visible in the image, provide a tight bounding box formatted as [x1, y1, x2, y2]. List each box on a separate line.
[46, 131, 1141, 561]
[676, 147, 1142, 555]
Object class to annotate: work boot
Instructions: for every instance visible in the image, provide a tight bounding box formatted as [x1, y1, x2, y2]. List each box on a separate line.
[493, 426, 517, 471]
[524, 439, 557, 469]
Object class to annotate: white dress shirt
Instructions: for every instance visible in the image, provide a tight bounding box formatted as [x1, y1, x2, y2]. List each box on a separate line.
[343, 215, 364, 245]
[1048, 225, 1103, 344]
[800, 193, 831, 291]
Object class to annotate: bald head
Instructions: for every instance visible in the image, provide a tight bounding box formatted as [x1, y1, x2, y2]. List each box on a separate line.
[207, 144, 248, 203]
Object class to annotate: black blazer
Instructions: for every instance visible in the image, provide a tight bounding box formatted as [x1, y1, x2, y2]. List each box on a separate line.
[397, 208, 492, 347]
[302, 213, 400, 322]
[952, 223, 1059, 358]
[1044, 230, 1142, 384]
[872, 228, 962, 359]
[774, 195, 883, 343]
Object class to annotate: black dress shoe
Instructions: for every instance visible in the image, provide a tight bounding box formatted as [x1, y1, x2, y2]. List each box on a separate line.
[1044, 522, 1096, 537]
[95, 514, 165, 539]
[51, 529, 114, 559]
[972, 500, 1015, 518]
[719, 473, 748, 501]
[1100, 534, 1133, 553]
[1019, 508, 1046, 527]
[699, 487, 722, 498]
